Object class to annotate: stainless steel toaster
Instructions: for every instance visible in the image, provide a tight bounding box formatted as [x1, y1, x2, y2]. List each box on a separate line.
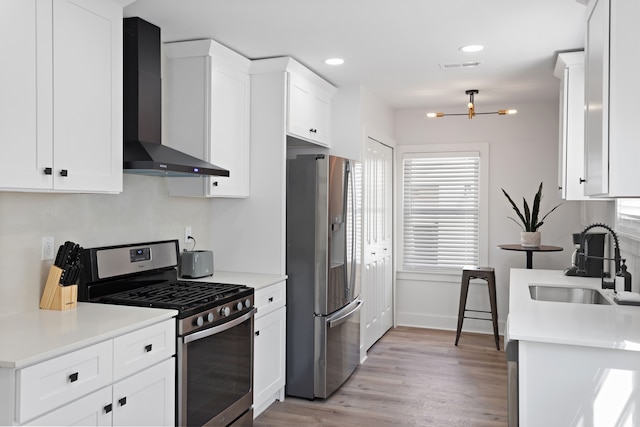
[180, 250, 214, 278]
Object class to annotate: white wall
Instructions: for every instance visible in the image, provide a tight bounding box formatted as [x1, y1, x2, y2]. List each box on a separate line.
[0, 175, 218, 315]
[394, 101, 613, 334]
[332, 84, 396, 161]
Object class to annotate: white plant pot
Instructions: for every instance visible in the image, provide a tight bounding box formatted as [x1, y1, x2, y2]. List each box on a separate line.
[521, 231, 541, 248]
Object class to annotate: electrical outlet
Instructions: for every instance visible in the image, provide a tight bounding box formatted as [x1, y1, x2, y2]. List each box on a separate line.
[42, 236, 55, 261]
[185, 226, 192, 244]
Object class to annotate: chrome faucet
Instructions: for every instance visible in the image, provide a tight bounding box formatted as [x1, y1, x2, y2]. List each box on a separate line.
[576, 223, 624, 290]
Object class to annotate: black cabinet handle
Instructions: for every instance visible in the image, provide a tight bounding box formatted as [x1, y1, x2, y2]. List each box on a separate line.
[145, 344, 152, 352]
[104, 404, 112, 414]
[268, 297, 274, 303]
[309, 128, 317, 133]
[579, 178, 586, 183]
[68, 372, 79, 382]
[60, 169, 68, 177]
[255, 330, 260, 336]
[119, 397, 127, 406]
[44, 167, 52, 175]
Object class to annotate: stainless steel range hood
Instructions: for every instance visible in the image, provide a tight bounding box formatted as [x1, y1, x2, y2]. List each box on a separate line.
[123, 17, 229, 177]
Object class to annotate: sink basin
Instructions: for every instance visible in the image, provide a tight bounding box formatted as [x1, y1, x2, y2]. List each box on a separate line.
[529, 285, 611, 305]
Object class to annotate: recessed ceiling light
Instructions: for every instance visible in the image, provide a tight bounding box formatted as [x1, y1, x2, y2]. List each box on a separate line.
[325, 58, 344, 65]
[460, 45, 484, 53]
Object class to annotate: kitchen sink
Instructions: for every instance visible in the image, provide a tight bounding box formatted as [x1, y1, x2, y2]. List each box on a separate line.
[528, 285, 611, 305]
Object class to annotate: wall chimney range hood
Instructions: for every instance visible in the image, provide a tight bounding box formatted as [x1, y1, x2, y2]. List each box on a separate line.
[123, 17, 229, 177]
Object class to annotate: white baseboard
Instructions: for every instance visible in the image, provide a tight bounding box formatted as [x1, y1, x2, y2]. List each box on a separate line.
[396, 311, 505, 335]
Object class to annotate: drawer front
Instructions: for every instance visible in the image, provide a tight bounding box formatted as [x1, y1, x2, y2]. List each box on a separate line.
[255, 281, 286, 318]
[113, 319, 176, 381]
[17, 340, 113, 423]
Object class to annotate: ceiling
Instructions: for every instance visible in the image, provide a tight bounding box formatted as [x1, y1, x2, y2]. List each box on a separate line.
[124, 0, 586, 111]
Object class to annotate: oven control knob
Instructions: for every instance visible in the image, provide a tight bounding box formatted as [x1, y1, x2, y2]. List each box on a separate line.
[236, 302, 243, 311]
[220, 306, 231, 317]
[194, 316, 204, 327]
[244, 299, 251, 308]
[206, 312, 214, 323]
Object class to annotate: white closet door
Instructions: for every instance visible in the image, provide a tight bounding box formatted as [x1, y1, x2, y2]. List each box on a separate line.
[362, 137, 393, 351]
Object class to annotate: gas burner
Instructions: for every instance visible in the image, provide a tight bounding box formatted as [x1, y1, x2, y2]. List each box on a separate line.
[98, 280, 252, 318]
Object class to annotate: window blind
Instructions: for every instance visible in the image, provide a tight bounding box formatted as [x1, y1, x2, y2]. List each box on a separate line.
[402, 153, 480, 270]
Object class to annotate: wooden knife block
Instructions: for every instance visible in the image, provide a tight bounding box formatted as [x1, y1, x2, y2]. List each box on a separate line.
[40, 266, 77, 311]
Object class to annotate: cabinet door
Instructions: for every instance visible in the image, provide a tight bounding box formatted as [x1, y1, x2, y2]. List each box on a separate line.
[584, 0, 609, 196]
[112, 358, 175, 427]
[311, 88, 332, 147]
[556, 54, 592, 201]
[207, 59, 251, 197]
[254, 307, 286, 417]
[0, 0, 53, 190]
[52, 0, 122, 193]
[29, 387, 112, 426]
[287, 72, 314, 140]
[166, 40, 251, 198]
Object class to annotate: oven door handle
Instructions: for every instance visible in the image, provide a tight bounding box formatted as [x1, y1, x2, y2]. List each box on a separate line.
[183, 308, 256, 344]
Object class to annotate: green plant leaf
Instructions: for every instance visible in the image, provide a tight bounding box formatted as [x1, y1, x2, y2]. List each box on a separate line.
[523, 198, 531, 231]
[502, 182, 562, 232]
[531, 182, 542, 231]
[501, 188, 527, 230]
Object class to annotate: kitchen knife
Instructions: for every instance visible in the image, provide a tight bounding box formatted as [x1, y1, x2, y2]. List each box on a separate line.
[54, 242, 69, 268]
[57, 241, 74, 268]
[55, 241, 83, 285]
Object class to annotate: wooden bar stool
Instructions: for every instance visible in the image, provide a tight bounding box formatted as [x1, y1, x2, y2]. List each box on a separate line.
[455, 266, 500, 350]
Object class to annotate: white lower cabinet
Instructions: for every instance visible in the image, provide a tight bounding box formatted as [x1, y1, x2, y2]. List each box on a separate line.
[111, 358, 175, 426]
[253, 281, 286, 418]
[29, 359, 174, 426]
[29, 387, 113, 426]
[7, 318, 175, 426]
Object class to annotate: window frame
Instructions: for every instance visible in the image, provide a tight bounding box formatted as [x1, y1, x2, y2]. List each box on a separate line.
[396, 143, 489, 277]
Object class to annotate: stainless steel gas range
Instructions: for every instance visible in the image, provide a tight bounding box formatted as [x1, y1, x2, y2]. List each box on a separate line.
[79, 240, 255, 426]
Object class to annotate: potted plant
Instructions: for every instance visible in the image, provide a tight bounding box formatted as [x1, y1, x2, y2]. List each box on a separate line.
[501, 182, 562, 247]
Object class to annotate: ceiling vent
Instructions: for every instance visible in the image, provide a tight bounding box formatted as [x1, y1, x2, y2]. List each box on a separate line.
[439, 61, 481, 70]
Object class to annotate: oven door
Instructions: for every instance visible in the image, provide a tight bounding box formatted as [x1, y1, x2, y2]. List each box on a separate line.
[178, 308, 256, 427]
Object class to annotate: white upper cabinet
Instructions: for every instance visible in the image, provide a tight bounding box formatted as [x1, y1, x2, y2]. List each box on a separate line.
[584, 0, 640, 197]
[165, 39, 251, 198]
[0, 0, 123, 193]
[251, 57, 336, 148]
[287, 71, 333, 147]
[554, 51, 592, 201]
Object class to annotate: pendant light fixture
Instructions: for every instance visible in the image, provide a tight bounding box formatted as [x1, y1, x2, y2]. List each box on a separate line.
[427, 90, 517, 119]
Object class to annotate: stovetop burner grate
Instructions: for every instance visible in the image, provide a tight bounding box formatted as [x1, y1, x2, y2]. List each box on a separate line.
[100, 280, 248, 312]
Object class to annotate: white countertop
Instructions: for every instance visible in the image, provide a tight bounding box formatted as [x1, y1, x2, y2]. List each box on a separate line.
[0, 303, 177, 369]
[183, 270, 287, 291]
[0, 271, 285, 369]
[508, 268, 640, 351]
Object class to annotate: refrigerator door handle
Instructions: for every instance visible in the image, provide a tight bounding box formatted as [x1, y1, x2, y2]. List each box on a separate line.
[328, 299, 363, 329]
[349, 161, 357, 291]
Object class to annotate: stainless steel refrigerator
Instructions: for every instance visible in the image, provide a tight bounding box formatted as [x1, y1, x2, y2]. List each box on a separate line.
[286, 154, 362, 399]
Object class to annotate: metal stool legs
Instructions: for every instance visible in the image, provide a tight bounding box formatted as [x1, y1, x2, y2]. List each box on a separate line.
[455, 266, 500, 350]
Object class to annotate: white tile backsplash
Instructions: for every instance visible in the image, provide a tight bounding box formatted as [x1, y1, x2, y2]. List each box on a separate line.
[0, 174, 215, 315]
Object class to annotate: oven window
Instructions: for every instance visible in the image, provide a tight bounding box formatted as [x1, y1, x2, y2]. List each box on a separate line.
[186, 317, 252, 426]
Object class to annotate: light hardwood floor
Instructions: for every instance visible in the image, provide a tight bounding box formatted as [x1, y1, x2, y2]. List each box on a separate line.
[254, 327, 507, 427]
